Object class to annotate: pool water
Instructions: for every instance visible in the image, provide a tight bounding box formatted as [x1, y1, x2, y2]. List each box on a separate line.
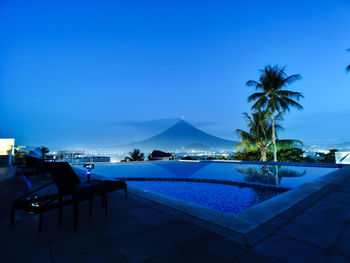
[85, 161, 337, 188]
[76, 161, 337, 215]
[129, 181, 280, 214]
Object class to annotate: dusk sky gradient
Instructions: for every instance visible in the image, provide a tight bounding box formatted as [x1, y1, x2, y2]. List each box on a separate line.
[1, 0, 350, 150]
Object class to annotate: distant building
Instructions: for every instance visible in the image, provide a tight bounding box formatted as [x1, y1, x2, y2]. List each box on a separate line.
[57, 150, 85, 160]
[56, 150, 110, 163]
[0, 138, 15, 166]
[149, 150, 174, 161]
[64, 156, 111, 164]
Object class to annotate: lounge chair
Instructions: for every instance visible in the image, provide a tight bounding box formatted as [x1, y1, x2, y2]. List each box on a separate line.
[16, 156, 46, 177]
[12, 162, 127, 232]
[11, 182, 71, 232]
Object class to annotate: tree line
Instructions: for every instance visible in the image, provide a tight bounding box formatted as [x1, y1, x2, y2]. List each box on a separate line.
[234, 47, 349, 163]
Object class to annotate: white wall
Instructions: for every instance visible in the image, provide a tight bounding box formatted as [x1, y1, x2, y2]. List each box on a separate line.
[335, 152, 350, 164]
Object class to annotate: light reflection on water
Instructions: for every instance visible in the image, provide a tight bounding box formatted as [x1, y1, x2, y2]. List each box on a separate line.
[77, 162, 337, 215]
[86, 161, 337, 188]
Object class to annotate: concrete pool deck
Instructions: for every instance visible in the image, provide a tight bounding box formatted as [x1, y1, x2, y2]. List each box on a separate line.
[0, 165, 350, 262]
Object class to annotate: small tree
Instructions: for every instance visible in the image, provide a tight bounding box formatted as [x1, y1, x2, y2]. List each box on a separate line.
[40, 146, 49, 159]
[235, 111, 302, 161]
[277, 148, 309, 162]
[235, 111, 275, 161]
[316, 149, 338, 163]
[125, 149, 145, 162]
[14, 149, 26, 165]
[233, 150, 268, 161]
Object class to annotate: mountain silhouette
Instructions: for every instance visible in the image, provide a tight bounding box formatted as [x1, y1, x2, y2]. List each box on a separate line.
[126, 120, 236, 151]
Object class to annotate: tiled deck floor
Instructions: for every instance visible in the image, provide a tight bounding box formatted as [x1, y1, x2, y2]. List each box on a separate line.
[0, 166, 350, 263]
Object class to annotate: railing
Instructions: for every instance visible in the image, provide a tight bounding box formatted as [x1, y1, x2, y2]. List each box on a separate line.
[335, 152, 350, 164]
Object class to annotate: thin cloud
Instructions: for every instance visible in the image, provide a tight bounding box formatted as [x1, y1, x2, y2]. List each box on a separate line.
[109, 118, 219, 131]
[111, 118, 179, 128]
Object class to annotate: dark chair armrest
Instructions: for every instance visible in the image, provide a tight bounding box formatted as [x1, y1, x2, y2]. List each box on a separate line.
[14, 182, 56, 203]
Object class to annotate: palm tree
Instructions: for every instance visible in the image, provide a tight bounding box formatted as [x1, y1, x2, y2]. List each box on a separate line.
[125, 148, 145, 162]
[40, 146, 49, 159]
[235, 111, 286, 161]
[346, 48, 350, 73]
[247, 65, 304, 162]
[235, 111, 272, 161]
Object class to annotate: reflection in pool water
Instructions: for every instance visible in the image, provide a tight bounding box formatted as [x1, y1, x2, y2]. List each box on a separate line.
[234, 165, 306, 186]
[86, 161, 337, 188]
[78, 161, 337, 215]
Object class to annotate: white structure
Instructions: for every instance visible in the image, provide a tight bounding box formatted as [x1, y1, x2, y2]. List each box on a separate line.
[335, 152, 350, 164]
[57, 150, 85, 160]
[0, 138, 15, 165]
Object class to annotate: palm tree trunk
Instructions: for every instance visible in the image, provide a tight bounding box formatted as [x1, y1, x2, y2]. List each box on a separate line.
[274, 166, 279, 185]
[271, 111, 278, 162]
[260, 146, 267, 162]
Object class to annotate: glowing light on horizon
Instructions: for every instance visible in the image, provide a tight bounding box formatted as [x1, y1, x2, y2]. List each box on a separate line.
[0, 139, 15, 155]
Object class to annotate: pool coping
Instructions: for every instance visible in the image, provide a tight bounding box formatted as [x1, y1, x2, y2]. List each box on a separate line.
[127, 165, 348, 234]
[72, 159, 344, 168]
[117, 177, 290, 192]
[200, 159, 343, 168]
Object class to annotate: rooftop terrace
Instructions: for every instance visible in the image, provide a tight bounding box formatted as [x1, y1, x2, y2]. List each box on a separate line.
[0, 165, 350, 262]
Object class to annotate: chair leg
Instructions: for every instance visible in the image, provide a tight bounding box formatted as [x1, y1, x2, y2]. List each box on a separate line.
[104, 194, 108, 218]
[73, 196, 79, 231]
[38, 213, 43, 233]
[89, 196, 93, 215]
[58, 195, 63, 226]
[11, 206, 15, 226]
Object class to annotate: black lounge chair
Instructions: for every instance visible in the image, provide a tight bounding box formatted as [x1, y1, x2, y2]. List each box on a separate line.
[16, 156, 46, 177]
[12, 162, 127, 232]
[45, 162, 127, 229]
[11, 182, 71, 232]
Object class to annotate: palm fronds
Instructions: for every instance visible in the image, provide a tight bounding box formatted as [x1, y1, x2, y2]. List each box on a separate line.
[235, 111, 273, 161]
[246, 65, 303, 161]
[125, 148, 144, 161]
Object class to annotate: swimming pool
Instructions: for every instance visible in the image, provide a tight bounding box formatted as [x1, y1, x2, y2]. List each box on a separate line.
[128, 181, 280, 214]
[76, 161, 337, 215]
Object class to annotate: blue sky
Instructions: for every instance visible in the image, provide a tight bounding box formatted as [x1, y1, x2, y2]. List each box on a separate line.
[1, 0, 350, 149]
